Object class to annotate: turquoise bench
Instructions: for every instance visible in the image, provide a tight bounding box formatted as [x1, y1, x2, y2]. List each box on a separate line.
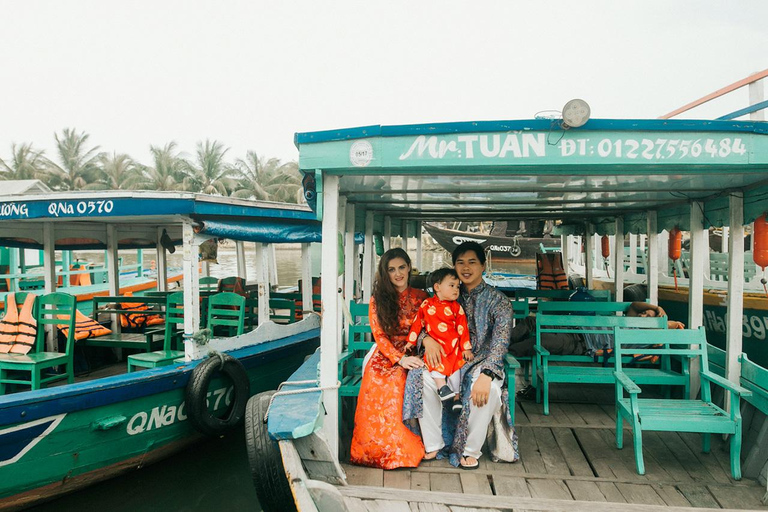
[514, 289, 612, 301]
[534, 301, 684, 415]
[614, 327, 751, 479]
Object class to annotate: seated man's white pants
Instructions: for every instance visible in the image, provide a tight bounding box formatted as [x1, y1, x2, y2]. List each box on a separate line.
[418, 367, 502, 459]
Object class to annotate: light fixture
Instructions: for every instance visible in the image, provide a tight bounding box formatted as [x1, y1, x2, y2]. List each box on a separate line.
[561, 99, 591, 129]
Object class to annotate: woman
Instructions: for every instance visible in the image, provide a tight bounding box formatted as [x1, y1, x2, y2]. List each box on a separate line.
[349, 248, 428, 469]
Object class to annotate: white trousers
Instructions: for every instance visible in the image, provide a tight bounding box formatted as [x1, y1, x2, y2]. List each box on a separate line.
[430, 369, 462, 394]
[418, 367, 502, 459]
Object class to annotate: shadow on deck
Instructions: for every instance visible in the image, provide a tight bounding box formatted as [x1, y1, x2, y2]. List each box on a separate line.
[340, 378, 768, 511]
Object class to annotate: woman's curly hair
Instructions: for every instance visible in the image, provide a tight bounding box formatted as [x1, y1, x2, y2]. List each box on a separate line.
[372, 248, 411, 338]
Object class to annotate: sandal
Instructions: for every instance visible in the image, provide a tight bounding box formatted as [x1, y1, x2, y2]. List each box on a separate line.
[460, 456, 479, 470]
[516, 385, 536, 401]
[423, 451, 438, 461]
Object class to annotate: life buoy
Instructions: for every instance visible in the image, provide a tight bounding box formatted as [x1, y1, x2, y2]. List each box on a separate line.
[244, 391, 297, 512]
[185, 354, 250, 436]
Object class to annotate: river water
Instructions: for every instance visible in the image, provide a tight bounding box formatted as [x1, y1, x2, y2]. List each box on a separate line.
[28, 246, 534, 512]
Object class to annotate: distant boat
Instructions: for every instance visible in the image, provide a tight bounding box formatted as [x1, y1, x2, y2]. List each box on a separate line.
[423, 221, 559, 260]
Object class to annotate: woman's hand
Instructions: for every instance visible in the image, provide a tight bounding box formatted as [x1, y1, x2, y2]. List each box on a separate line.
[398, 355, 425, 370]
[423, 336, 445, 368]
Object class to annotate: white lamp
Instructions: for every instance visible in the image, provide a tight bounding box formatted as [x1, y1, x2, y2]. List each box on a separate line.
[561, 99, 591, 129]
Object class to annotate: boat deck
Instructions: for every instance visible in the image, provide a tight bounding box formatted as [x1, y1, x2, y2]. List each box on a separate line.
[339, 380, 768, 511]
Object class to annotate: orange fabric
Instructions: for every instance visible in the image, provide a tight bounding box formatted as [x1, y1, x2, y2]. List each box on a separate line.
[59, 309, 112, 340]
[407, 296, 470, 376]
[119, 293, 163, 328]
[0, 293, 19, 353]
[350, 287, 428, 469]
[7, 293, 38, 355]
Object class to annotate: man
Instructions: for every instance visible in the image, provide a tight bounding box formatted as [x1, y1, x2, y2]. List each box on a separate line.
[418, 241, 515, 469]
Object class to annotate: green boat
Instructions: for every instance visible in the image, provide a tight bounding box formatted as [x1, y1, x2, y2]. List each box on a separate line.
[0, 191, 323, 509]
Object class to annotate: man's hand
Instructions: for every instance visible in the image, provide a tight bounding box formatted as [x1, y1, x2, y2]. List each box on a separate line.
[398, 355, 425, 370]
[471, 373, 492, 407]
[423, 336, 445, 368]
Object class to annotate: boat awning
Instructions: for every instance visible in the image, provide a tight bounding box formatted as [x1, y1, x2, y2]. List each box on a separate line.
[296, 119, 768, 234]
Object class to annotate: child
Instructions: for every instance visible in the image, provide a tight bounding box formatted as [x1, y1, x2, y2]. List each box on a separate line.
[407, 268, 473, 410]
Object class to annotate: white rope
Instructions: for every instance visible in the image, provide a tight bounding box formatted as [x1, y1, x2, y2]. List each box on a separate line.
[263, 380, 341, 423]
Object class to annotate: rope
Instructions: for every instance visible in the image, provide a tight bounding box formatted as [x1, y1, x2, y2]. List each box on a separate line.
[263, 380, 341, 423]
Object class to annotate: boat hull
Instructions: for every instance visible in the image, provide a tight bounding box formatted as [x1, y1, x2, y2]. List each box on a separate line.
[423, 224, 558, 261]
[0, 328, 319, 510]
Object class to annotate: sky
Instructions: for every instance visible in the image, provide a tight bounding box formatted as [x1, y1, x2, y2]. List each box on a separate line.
[1, 1, 767, 167]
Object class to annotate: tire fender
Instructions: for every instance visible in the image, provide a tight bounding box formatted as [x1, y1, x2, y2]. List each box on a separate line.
[185, 354, 250, 436]
[244, 391, 297, 512]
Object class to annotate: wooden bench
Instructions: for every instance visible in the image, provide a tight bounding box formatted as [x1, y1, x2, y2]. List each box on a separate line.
[614, 327, 751, 479]
[83, 295, 168, 353]
[534, 301, 685, 415]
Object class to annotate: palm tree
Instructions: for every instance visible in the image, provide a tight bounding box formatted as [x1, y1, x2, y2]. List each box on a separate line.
[84, 152, 142, 190]
[138, 142, 188, 191]
[0, 142, 48, 181]
[232, 152, 302, 203]
[183, 139, 234, 195]
[44, 128, 103, 190]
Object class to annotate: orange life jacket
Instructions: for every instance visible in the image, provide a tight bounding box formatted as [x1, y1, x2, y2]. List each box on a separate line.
[119, 294, 164, 329]
[536, 252, 569, 290]
[0, 293, 38, 355]
[59, 309, 112, 340]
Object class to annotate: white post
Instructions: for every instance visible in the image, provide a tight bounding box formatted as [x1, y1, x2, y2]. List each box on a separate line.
[750, 79, 765, 121]
[236, 241, 247, 281]
[42, 223, 56, 294]
[688, 202, 706, 399]
[344, 203, 356, 304]
[415, 221, 423, 271]
[585, 224, 594, 289]
[721, 226, 729, 253]
[156, 228, 168, 292]
[301, 243, 313, 315]
[561, 234, 570, 275]
[320, 174, 340, 456]
[647, 212, 659, 305]
[725, 193, 745, 399]
[383, 216, 391, 252]
[628, 233, 637, 274]
[106, 225, 121, 353]
[269, 244, 279, 286]
[659, 229, 670, 277]
[614, 218, 625, 302]
[254, 243, 270, 325]
[363, 211, 374, 302]
[182, 221, 202, 361]
[401, 219, 408, 251]
[337, 197, 347, 355]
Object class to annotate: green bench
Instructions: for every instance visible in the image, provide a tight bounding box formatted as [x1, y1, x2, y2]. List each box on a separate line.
[614, 327, 751, 479]
[84, 295, 168, 353]
[514, 288, 613, 301]
[127, 291, 185, 372]
[533, 301, 686, 415]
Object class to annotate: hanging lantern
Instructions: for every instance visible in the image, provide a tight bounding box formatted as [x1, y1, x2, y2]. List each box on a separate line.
[668, 227, 682, 290]
[754, 214, 768, 296]
[601, 235, 611, 278]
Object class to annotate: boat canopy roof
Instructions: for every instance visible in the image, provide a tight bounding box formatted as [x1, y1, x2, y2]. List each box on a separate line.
[0, 191, 321, 249]
[296, 118, 768, 235]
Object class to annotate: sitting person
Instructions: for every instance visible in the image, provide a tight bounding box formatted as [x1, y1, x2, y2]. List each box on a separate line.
[407, 268, 473, 411]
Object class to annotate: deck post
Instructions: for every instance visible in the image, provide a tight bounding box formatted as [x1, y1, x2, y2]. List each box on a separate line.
[750, 78, 766, 121]
[363, 211, 374, 302]
[628, 233, 637, 274]
[688, 201, 706, 398]
[320, 174, 340, 456]
[42, 223, 57, 350]
[726, 192, 745, 405]
[401, 219, 407, 251]
[301, 243, 312, 315]
[614, 218, 624, 302]
[156, 228, 167, 292]
[585, 223, 594, 288]
[62, 251, 71, 285]
[561, 235, 569, 274]
[254, 243, 270, 325]
[7, 248, 18, 293]
[136, 249, 143, 278]
[416, 221, 423, 271]
[383, 216, 391, 252]
[337, 197, 347, 354]
[236, 241, 247, 280]
[344, 203, 356, 304]
[647, 211, 659, 304]
[721, 226, 729, 252]
[182, 221, 202, 361]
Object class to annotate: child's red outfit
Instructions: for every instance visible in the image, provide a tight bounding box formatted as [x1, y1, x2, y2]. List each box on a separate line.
[407, 296, 471, 376]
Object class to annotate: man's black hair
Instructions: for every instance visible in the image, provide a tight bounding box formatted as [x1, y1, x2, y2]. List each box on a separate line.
[452, 241, 486, 266]
[429, 267, 459, 292]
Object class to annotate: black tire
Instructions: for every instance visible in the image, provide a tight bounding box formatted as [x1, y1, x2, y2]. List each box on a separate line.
[185, 354, 250, 436]
[623, 283, 648, 303]
[244, 391, 297, 512]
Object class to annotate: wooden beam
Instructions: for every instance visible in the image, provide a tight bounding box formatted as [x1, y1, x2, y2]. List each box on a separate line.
[726, 192, 745, 403]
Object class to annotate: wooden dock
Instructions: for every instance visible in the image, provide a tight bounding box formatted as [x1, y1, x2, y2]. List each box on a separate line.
[338, 382, 768, 511]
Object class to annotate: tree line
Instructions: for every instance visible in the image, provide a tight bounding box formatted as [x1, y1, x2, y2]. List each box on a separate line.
[0, 128, 303, 203]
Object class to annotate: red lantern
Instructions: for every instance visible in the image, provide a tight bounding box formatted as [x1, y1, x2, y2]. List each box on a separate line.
[668, 227, 682, 290]
[601, 235, 610, 259]
[754, 214, 768, 295]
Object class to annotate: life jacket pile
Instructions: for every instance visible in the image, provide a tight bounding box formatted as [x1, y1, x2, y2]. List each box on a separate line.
[58, 309, 112, 340]
[536, 252, 569, 290]
[0, 293, 38, 355]
[119, 293, 164, 329]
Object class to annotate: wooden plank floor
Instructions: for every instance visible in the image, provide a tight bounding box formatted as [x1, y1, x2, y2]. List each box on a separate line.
[340, 380, 768, 510]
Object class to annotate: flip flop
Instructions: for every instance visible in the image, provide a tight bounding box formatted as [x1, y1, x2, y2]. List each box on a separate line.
[423, 451, 438, 461]
[460, 456, 479, 470]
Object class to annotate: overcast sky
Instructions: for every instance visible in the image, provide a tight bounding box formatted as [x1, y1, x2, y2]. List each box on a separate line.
[1, 1, 766, 167]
